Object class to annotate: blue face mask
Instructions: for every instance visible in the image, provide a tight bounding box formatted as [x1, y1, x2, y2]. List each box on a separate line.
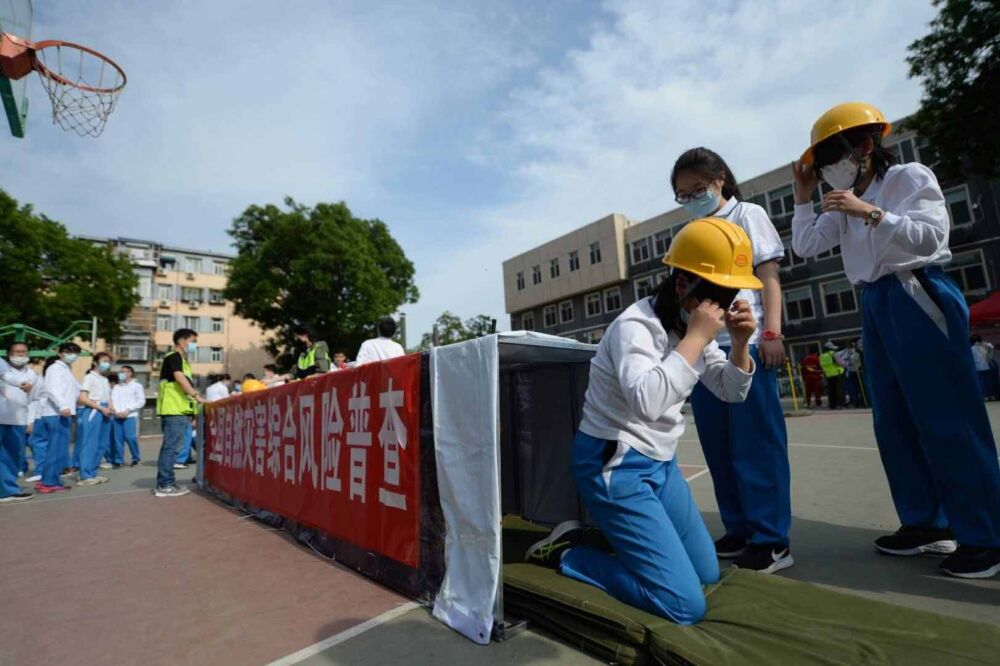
[63, 353, 79, 364]
[186, 342, 198, 354]
[118, 372, 128, 382]
[681, 189, 722, 217]
[99, 361, 111, 373]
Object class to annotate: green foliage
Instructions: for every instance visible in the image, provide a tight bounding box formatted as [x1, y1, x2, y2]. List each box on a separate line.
[224, 197, 419, 364]
[0, 189, 139, 343]
[418, 311, 495, 350]
[905, 0, 1000, 178]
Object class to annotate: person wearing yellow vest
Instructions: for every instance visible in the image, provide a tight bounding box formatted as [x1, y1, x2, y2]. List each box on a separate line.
[819, 341, 846, 410]
[292, 326, 330, 379]
[155, 328, 205, 497]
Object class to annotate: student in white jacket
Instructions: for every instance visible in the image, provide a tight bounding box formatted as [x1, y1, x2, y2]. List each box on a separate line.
[0, 345, 40, 502]
[525, 219, 760, 624]
[111, 365, 145, 467]
[791, 101, 1000, 579]
[354, 318, 406, 365]
[35, 343, 82, 493]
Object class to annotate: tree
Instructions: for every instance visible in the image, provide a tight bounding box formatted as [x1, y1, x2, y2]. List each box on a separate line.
[0, 189, 139, 342]
[418, 311, 496, 350]
[224, 198, 419, 366]
[905, 0, 1000, 179]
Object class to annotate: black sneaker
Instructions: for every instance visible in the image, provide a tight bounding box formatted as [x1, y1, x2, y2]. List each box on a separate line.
[111, 464, 123, 470]
[874, 526, 957, 556]
[732, 543, 794, 574]
[714, 534, 747, 559]
[525, 520, 585, 569]
[940, 546, 1000, 579]
[130, 460, 140, 467]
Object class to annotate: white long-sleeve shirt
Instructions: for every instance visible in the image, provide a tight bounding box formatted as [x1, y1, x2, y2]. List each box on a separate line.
[0, 367, 42, 426]
[27, 378, 48, 424]
[791, 163, 951, 284]
[205, 381, 230, 402]
[579, 298, 755, 461]
[111, 381, 146, 419]
[355, 337, 406, 365]
[80, 370, 111, 404]
[40, 360, 80, 418]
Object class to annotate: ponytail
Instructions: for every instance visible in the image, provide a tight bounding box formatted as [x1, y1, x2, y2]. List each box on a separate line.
[671, 147, 743, 201]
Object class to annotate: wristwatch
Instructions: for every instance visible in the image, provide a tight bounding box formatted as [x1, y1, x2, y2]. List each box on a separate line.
[763, 330, 784, 341]
[867, 207, 884, 226]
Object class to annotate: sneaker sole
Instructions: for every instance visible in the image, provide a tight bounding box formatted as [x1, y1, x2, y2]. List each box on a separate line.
[940, 562, 1000, 579]
[875, 540, 957, 557]
[154, 490, 191, 498]
[733, 553, 795, 575]
[716, 548, 746, 559]
[525, 520, 584, 561]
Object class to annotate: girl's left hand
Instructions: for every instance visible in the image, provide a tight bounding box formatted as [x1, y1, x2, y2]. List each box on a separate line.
[725, 299, 756, 346]
[822, 190, 875, 219]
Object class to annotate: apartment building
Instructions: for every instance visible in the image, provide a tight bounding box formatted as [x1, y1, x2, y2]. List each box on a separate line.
[82, 237, 269, 390]
[503, 120, 1000, 364]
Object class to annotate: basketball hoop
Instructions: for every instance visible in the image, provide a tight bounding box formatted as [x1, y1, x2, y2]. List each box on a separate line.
[0, 32, 126, 137]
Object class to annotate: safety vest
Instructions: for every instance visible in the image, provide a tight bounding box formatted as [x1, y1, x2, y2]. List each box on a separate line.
[157, 350, 196, 416]
[298, 346, 316, 370]
[819, 351, 845, 379]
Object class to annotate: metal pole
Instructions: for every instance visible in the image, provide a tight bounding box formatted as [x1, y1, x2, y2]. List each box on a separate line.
[785, 359, 800, 412]
[399, 312, 407, 350]
[856, 367, 868, 407]
[91, 317, 98, 350]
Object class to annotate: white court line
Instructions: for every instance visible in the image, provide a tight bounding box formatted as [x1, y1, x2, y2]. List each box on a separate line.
[266, 602, 421, 666]
[679, 439, 877, 452]
[685, 468, 711, 483]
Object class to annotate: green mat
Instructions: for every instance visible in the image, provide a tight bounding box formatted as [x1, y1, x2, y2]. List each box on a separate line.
[501, 518, 1000, 665]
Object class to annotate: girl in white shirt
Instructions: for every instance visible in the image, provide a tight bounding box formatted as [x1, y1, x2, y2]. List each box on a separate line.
[77, 352, 113, 485]
[525, 218, 759, 624]
[35, 344, 82, 493]
[792, 101, 1000, 579]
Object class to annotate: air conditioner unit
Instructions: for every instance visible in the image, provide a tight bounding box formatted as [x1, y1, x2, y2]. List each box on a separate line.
[190, 301, 201, 309]
[158, 299, 170, 308]
[156, 267, 168, 276]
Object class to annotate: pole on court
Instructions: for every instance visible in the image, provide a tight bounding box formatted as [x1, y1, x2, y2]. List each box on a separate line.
[784, 358, 813, 417]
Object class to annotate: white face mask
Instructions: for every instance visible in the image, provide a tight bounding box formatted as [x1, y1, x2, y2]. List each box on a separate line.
[820, 157, 860, 191]
[8, 355, 29, 367]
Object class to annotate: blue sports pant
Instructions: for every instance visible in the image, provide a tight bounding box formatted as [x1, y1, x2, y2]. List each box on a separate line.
[78, 404, 111, 480]
[40, 415, 72, 487]
[690, 346, 791, 544]
[71, 407, 85, 469]
[28, 418, 48, 476]
[112, 418, 140, 464]
[0, 424, 26, 497]
[560, 431, 719, 624]
[176, 419, 193, 465]
[862, 267, 1000, 548]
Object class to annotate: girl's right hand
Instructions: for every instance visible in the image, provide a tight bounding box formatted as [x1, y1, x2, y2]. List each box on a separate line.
[685, 300, 725, 345]
[791, 160, 818, 204]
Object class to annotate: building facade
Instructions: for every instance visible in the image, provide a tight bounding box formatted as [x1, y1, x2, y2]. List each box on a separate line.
[503, 122, 1000, 365]
[81, 236, 269, 390]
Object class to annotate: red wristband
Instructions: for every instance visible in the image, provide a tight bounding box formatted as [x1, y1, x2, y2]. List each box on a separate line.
[763, 330, 784, 341]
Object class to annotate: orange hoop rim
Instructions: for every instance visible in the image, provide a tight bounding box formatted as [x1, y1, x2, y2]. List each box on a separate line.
[28, 37, 127, 93]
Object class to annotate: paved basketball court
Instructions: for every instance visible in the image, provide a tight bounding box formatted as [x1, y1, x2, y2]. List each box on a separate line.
[2, 407, 999, 665]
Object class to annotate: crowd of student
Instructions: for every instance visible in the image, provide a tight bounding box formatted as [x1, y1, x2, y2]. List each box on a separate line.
[0, 316, 407, 502]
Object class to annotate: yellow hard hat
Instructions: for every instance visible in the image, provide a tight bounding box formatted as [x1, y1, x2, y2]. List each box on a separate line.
[242, 379, 267, 393]
[662, 218, 763, 290]
[800, 101, 891, 165]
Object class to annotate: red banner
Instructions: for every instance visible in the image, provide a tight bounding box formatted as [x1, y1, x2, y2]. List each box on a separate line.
[204, 354, 421, 567]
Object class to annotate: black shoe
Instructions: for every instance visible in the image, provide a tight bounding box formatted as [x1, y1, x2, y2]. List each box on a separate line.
[732, 543, 794, 574]
[112, 464, 123, 469]
[940, 546, 1000, 579]
[714, 534, 747, 559]
[874, 526, 957, 556]
[130, 460, 140, 467]
[525, 520, 585, 569]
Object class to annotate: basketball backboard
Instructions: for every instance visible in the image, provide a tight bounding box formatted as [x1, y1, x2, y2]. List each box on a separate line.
[0, 0, 32, 137]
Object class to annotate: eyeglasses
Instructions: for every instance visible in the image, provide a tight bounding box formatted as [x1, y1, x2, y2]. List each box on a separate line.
[674, 187, 710, 205]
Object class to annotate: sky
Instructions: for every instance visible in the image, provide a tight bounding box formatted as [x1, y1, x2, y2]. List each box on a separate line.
[2, 0, 939, 346]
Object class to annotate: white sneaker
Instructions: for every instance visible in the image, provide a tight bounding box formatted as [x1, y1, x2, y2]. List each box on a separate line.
[154, 486, 190, 498]
[99, 462, 113, 469]
[173, 463, 189, 470]
[25, 474, 41, 483]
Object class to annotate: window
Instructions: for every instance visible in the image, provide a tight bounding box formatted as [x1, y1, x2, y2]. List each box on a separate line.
[656, 271, 670, 284]
[183, 316, 200, 331]
[583, 329, 604, 344]
[585, 292, 602, 318]
[208, 289, 224, 304]
[136, 275, 152, 299]
[210, 348, 223, 363]
[569, 251, 580, 272]
[157, 284, 173, 301]
[213, 262, 227, 276]
[532, 265, 542, 285]
[944, 185, 974, 227]
[516, 271, 525, 291]
[892, 138, 916, 164]
[543, 305, 558, 328]
[779, 237, 806, 270]
[156, 315, 172, 331]
[521, 312, 534, 331]
[559, 300, 575, 324]
[768, 185, 796, 229]
[550, 258, 561, 279]
[604, 287, 622, 313]
[746, 193, 767, 208]
[784, 286, 815, 323]
[653, 229, 672, 257]
[589, 242, 602, 265]
[821, 279, 858, 316]
[211, 318, 224, 333]
[181, 286, 202, 302]
[789, 341, 821, 367]
[634, 276, 656, 301]
[945, 250, 989, 294]
[185, 257, 203, 274]
[114, 342, 149, 361]
[630, 238, 651, 265]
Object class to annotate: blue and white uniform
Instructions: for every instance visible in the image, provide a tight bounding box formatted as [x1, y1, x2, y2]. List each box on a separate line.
[78, 370, 111, 480]
[793, 162, 1000, 548]
[38, 360, 80, 488]
[688, 198, 791, 546]
[0, 363, 41, 482]
[111, 379, 145, 464]
[565, 298, 754, 624]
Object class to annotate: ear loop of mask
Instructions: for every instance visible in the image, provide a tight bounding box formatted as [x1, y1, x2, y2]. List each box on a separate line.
[835, 132, 872, 194]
